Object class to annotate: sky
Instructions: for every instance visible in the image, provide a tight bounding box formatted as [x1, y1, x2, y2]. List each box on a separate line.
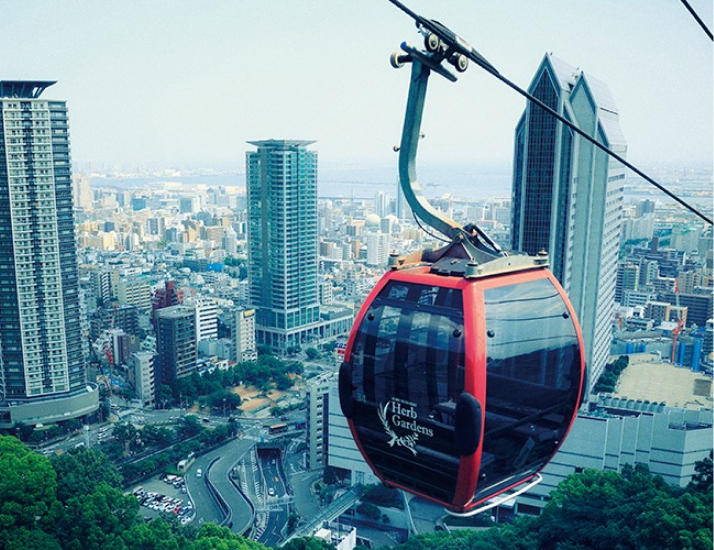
[1, 0, 712, 173]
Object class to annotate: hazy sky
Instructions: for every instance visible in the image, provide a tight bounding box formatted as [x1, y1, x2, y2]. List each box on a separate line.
[2, 0, 712, 172]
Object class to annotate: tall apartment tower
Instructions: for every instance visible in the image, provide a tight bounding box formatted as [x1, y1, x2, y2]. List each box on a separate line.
[184, 296, 218, 342]
[155, 305, 197, 389]
[306, 374, 331, 471]
[246, 140, 320, 352]
[0, 81, 99, 428]
[234, 308, 258, 363]
[510, 55, 626, 386]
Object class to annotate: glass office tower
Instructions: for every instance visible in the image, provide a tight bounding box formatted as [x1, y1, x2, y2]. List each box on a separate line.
[511, 55, 626, 386]
[246, 140, 321, 352]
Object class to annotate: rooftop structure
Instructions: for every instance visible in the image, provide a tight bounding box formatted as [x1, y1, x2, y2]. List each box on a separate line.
[0, 80, 56, 98]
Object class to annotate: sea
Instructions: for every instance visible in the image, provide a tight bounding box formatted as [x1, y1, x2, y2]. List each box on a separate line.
[88, 161, 712, 209]
[89, 162, 514, 203]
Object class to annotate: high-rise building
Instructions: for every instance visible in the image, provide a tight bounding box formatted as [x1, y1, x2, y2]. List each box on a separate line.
[131, 351, 155, 408]
[234, 308, 258, 363]
[615, 261, 639, 303]
[184, 296, 218, 343]
[117, 277, 152, 313]
[72, 174, 93, 211]
[327, 380, 379, 486]
[510, 55, 626, 385]
[155, 305, 197, 388]
[374, 190, 389, 218]
[364, 230, 390, 267]
[0, 81, 99, 428]
[246, 140, 321, 351]
[306, 373, 331, 471]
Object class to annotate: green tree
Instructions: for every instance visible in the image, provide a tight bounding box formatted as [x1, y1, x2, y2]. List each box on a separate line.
[14, 421, 34, 441]
[287, 512, 300, 533]
[157, 384, 175, 407]
[274, 371, 294, 391]
[178, 415, 203, 438]
[534, 465, 712, 550]
[688, 451, 713, 494]
[322, 340, 338, 353]
[285, 361, 304, 375]
[0, 527, 62, 550]
[57, 482, 140, 550]
[50, 446, 122, 502]
[323, 466, 347, 486]
[362, 484, 403, 508]
[305, 347, 320, 360]
[142, 424, 175, 447]
[356, 501, 381, 520]
[123, 517, 187, 550]
[204, 389, 242, 412]
[63, 418, 83, 433]
[193, 523, 265, 550]
[0, 435, 62, 538]
[113, 421, 138, 449]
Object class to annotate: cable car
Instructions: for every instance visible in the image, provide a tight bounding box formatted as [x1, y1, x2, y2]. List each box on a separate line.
[339, 258, 585, 513]
[339, 10, 586, 515]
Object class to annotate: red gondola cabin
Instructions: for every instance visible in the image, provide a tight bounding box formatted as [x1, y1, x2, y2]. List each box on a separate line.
[339, 263, 585, 513]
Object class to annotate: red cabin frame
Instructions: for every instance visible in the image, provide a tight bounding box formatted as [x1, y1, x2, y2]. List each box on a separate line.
[340, 265, 585, 513]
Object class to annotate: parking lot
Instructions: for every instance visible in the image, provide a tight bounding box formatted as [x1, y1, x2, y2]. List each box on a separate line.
[132, 474, 193, 525]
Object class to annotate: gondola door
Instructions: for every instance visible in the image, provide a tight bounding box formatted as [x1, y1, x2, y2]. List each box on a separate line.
[340, 268, 484, 509]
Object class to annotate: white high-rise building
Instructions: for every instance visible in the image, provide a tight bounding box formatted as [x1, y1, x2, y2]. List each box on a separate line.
[185, 296, 218, 343]
[72, 174, 93, 211]
[0, 81, 99, 428]
[365, 231, 390, 267]
[374, 190, 389, 218]
[234, 308, 258, 363]
[132, 351, 155, 408]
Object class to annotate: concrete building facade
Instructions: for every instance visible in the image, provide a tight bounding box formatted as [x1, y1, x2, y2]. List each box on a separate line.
[131, 351, 156, 408]
[0, 80, 98, 428]
[155, 305, 197, 388]
[234, 308, 258, 363]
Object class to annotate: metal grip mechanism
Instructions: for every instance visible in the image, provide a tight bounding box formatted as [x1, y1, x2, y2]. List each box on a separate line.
[390, 18, 503, 265]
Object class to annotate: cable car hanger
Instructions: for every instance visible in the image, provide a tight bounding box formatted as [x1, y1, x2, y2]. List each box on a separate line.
[385, 9, 551, 279]
[387, 0, 713, 227]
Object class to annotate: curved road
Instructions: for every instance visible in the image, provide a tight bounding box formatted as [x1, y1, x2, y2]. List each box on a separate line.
[185, 436, 256, 532]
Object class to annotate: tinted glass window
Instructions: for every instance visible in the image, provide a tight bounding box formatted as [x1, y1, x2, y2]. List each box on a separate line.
[475, 278, 581, 500]
[349, 281, 465, 503]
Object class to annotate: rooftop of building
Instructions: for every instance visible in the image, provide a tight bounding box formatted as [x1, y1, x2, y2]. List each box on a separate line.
[610, 353, 712, 411]
[246, 139, 316, 149]
[0, 80, 56, 99]
[154, 304, 194, 318]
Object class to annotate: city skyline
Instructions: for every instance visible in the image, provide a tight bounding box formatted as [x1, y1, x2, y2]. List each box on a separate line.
[1, 0, 712, 173]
